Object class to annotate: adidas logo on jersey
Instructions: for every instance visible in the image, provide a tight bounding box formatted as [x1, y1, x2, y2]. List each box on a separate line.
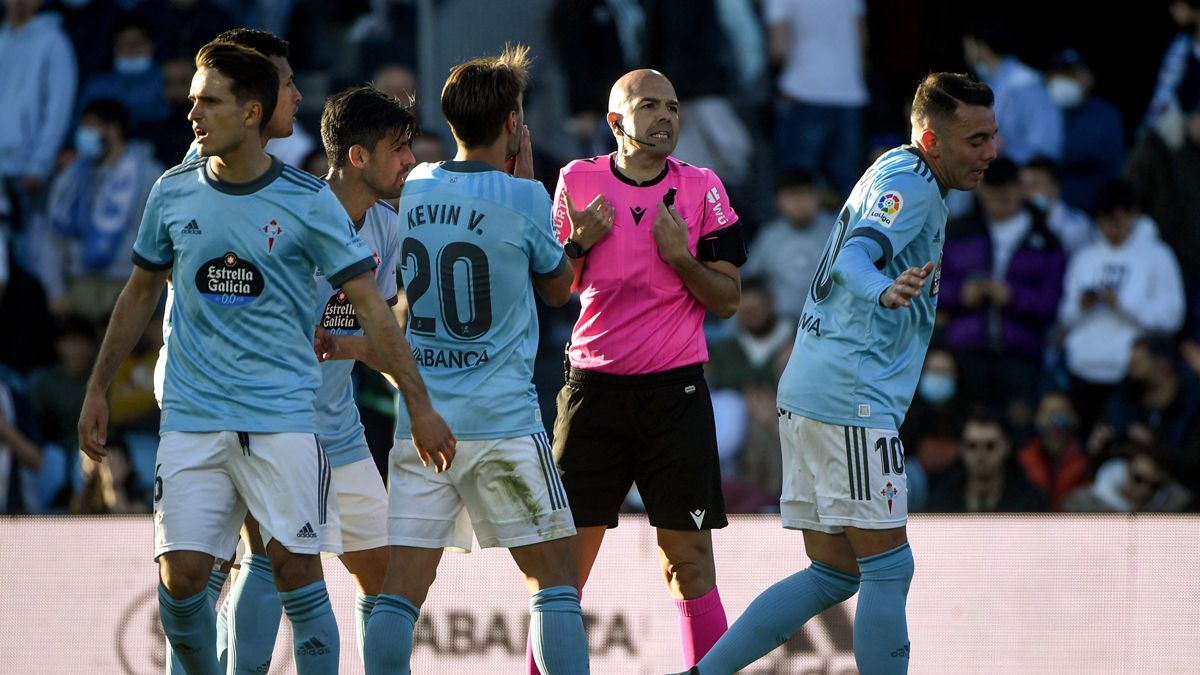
[296, 522, 317, 539]
[182, 219, 202, 235]
[297, 637, 331, 656]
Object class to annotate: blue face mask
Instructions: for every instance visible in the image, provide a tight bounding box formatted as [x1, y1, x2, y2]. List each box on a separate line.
[918, 373, 956, 404]
[115, 55, 154, 76]
[75, 126, 105, 160]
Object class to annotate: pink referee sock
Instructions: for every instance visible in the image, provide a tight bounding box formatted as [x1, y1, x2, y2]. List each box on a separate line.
[675, 585, 728, 667]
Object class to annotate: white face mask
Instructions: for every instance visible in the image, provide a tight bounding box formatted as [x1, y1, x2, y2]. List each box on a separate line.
[1047, 76, 1085, 109]
[115, 55, 154, 76]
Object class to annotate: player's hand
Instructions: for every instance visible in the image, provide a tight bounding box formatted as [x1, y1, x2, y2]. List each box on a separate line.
[652, 202, 690, 266]
[880, 262, 934, 309]
[504, 124, 534, 179]
[314, 326, 338, 362]
[409, 406, 457, 473]
[77, 389, 110, 462]
[564, 189, 613, 250]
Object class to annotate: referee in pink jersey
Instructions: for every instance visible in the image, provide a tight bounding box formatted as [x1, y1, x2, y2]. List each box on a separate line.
[547, 69, 746, 672]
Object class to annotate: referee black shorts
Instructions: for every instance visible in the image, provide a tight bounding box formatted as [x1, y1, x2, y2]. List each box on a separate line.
[552, 364, 727, 531]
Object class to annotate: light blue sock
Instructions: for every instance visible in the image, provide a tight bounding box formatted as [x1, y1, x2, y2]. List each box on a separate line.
[695, 562, 859, 674]
[215, 597, 231, 672]
[355, 592, 378, 663]
[364, 594, 419, 675]
[165, 569, 227, 675]
[227, 554, 282, 674]
[158, 584, 221, 675]
[278, 579, 340, 675]
[530, 585, 590, 674]
[854, 543, 914, 675]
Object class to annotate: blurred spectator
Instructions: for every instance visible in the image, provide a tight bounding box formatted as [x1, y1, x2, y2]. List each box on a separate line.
[0, 0, 77, 233]
[938, 158, 1066, 420]
[1063, 443, 1192, 512]
[0, 379, 42, 513]
[1020, 156, 1094, 256]
[144, 53, 197, 168]
[963, 21, 1062, 163]
[925, 407, 1049, 512]
[1125, 103, 1200, 337]
[42, 98, 161, 322]
[1043, 48, 1125, 211]
[138, 0, 235, 63]
[741, 170, 833, 321]
[52, 0, 119, 83]
[1058, 180, 1185, 435]
[550, 0, 641, 157]
[901, 348, 970, 477]
[1143, 0, 1200, 138]
[107, 313, 162, 504]
[76, 15, 167, 133]
[301, 146, 328, 177]
[764, 0, 867, 198]
[30, 315, 95, 509]
[411, 133, 447, 165]
[1016, 390, 1090, 511]
[1094, 335, 1200, 486]
[644, 0, 753, 194]
[372, 62, 416, 102]
[72, 447, 144, 514]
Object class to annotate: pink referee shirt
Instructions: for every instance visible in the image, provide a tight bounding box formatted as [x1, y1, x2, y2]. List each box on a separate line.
[553, 154, 739, 375]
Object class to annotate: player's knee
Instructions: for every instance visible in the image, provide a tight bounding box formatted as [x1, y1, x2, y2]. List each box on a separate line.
[158, 552, 214, 598]
[859, 543, 914, 595]
[662, 558, 716, 598]
[270, 551, 323, 591]
[810, 561, 861, 604]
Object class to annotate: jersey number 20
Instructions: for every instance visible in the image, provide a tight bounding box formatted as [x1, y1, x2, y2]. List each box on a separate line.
[401, 238, 493, 340]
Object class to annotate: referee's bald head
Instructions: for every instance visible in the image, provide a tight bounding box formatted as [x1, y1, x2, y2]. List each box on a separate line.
[608, 69, 673, 114]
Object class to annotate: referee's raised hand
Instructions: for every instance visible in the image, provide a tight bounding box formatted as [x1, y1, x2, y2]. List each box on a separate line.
[564, 189, 614, 250]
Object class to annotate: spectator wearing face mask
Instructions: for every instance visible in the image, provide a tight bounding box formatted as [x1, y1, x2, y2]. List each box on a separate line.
[901, 348, 969, 479]
[40, 98, 161, 321]
[1016, 390, 1091, 510]
[75, 14, 166, 134]
[1019, 156, 1095, 256]
[1043, 48, 1125, 212]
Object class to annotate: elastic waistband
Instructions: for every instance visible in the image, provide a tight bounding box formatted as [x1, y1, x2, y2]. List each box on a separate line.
[566, 364, 704, 388]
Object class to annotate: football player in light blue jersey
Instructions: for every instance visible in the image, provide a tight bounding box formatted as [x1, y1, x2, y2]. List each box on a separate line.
[78, 42, 454, 675]
[677, 74, 997, 675]
[357, 46, 589, 675]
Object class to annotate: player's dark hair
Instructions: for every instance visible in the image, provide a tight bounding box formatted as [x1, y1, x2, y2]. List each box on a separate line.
[81, 98, 130, 137]
[982, 157, 1019, 187]
[213, 28, 290, 59]
[194, 41, 279, 133]
[322, 85, 418, 169]
[911, 73, 994, 128]
[1092, 179, 1139, 216]
[440, 44, 531, 149]
[1023, 155, 1061, 183]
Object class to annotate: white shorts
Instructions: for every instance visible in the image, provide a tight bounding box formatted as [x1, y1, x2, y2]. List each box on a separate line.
[386, 433, 575, 552]
[779, 413, 908, 533]
[328, 458, 388, 555]
[153, 431, 342, 560]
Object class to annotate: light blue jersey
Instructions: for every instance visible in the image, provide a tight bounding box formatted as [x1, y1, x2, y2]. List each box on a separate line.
[314, 199, 400, 466]
[777, 146, 948, 430]
[134, 157, 374, 433]
[394, 161, 567, 440]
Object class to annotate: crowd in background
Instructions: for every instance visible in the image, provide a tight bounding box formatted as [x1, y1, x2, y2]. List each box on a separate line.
[2, 0, 1199, 516]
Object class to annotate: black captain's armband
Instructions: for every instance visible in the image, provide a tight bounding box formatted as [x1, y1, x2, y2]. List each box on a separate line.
[698, 221, 747, 266]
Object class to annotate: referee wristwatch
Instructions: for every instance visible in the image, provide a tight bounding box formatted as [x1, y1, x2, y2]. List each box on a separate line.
[564, 238, 589, 259]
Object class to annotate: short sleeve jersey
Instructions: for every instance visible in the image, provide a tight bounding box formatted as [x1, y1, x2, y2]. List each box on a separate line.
[133, 157, 374, 433]
[552, 154, 739, 375]
[394, 161, 567, 441]
[776, 146, 948, 430]
[313, 199, 399, 466]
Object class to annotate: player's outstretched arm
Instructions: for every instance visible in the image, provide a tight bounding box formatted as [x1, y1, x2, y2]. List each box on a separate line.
[653, 202, 741, 318]
[78, 266, 170, 461]
[879, 262, 935, 309]
[340, 271, 457, 471]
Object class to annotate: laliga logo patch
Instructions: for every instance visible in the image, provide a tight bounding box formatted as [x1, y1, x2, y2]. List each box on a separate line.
[263, 219, 283, 253]
[867, 191, 904, 228]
